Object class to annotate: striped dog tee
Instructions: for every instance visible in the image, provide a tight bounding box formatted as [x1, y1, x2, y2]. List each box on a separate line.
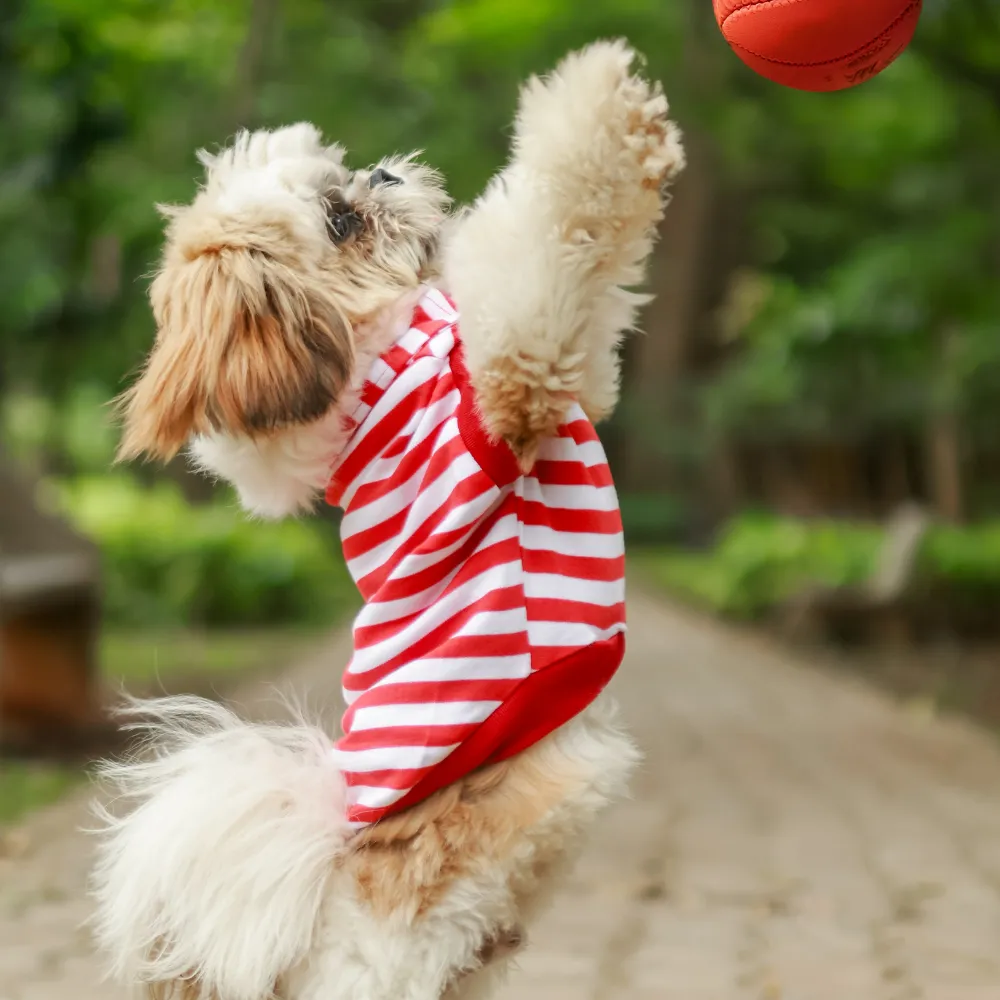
[326, 288, 626, 826]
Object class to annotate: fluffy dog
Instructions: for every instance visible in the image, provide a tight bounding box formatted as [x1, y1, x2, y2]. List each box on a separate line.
[92, 40, 684, 1000]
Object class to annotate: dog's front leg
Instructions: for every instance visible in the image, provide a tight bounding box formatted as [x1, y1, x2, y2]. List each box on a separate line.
[444, 40, 684, 467]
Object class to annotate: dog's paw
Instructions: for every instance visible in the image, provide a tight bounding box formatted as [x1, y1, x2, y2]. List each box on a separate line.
[618, 75, 683, 192]
[513, 40, 684, 218]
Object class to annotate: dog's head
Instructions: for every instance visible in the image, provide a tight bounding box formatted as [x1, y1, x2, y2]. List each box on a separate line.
[118, 123, 449, 461]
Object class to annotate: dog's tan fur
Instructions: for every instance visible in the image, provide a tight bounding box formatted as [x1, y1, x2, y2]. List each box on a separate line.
[92, 41, 683, 1000]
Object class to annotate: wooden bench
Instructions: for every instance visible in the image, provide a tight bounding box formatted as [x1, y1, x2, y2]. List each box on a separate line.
[778, 503, 930, 645]
[0, 456, 108, 755]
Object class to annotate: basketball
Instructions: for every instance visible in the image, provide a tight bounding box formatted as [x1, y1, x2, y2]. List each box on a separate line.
[714, 0, 923, 92]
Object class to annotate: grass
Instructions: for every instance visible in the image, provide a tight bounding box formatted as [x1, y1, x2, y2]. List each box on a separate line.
[101, 627, 324, 692]
[0, 763, 80, 827]
[0, 626, 324, 830]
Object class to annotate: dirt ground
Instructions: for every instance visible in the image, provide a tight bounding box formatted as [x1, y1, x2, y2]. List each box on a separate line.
[4, 589, 1000, 1000]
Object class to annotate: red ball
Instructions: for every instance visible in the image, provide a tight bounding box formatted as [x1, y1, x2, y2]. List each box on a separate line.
[714, 0, 923, 92]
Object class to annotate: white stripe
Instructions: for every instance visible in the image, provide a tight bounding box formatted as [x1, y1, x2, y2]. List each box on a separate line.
[520, 524, 624, 558]
[351, 700, 501, 732]
[535, 437, 607, 467]
[332, 742, 456, 773]
[396, 326, 428, 354]
[522, 478, 619, 512]
[523, 572, 624, 607]
[371, 654, 530, 687]
[454, 607, 528, 638]
[527, 621, 626, 648]
[420, 289, 458, 322]
[347, 785, 409, 810]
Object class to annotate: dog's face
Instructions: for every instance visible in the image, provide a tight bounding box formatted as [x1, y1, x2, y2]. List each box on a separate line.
[118, 123, 450, 461]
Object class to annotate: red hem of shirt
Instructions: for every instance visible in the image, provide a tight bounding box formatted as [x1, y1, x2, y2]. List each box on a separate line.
[348, 632, 626, 826]
[449, 338, 521, 489]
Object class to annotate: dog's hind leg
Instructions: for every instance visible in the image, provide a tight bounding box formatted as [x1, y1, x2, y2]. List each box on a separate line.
[443, 40, 684, 467]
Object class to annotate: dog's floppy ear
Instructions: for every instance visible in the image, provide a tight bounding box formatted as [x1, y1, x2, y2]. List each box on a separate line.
[117, 209, 353, 463]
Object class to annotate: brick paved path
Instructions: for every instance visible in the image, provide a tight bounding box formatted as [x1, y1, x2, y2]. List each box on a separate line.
[4, 591, 1000, 1000]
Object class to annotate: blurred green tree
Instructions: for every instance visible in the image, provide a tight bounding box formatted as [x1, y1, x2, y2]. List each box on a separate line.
[1, 0, 997, 523]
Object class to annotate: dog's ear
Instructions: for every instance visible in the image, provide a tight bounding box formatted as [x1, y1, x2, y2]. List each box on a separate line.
[117, 213, 353, 463]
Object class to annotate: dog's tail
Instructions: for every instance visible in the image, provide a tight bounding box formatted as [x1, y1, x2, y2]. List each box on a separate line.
[90, 695, 351, 1000]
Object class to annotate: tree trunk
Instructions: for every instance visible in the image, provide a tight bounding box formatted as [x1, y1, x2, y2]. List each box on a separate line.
[620, 133, 717, 493]
[231, 0, 278, 128]
[926, 411, 963, 523]
[924, 328, 964, 524]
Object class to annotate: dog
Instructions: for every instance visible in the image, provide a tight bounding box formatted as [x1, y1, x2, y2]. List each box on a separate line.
[92, 40, 684, 1000]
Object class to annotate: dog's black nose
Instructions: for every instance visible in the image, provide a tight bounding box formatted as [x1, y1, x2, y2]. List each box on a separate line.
[369, 168, 402, 188]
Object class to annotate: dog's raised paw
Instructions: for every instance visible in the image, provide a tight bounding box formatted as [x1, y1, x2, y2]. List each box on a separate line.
[616, 72, 684, 191]
[515, 39, 684, 198]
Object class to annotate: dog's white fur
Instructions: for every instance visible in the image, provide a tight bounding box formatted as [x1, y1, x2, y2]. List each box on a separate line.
[93, 40, 683, 1000]
[94, 700, 638, 1000]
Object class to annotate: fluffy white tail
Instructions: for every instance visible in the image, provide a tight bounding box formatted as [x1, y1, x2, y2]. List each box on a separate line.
[90, 696, 351, 1000]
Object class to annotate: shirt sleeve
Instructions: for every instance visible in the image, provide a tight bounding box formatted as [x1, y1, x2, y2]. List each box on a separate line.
[448, 338, 521, 488]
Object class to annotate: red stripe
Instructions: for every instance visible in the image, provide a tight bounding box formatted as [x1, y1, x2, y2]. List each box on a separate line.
[521, 549, 625, 582]
[382, 342, 415, 373]
[526, 598, 626, 630]
[520, 500, 623, 534]
[451, 339, 520, 488]
[343, 767, 434, 790]
[382, 434, 409, 459]
[360, 382, 384, 408]
[531, 460, 613, 488]
[559, 418, 600, 445]
[413, 318, 449, 338]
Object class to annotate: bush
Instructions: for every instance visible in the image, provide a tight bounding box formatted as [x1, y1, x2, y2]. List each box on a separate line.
[640, 511, 1000, 623]
[48, 476, 357, 628]
[636, 512, 882, 619]
[618, 492, 690, 545]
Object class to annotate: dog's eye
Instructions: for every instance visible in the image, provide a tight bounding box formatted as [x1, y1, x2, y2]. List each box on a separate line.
[369, 168, 402, 188]
[326, 208, 362, 244]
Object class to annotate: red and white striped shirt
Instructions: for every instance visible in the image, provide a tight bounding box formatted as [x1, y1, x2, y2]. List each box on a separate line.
[326, 289, 626, 826]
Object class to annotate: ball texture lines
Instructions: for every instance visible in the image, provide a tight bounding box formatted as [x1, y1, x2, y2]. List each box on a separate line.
[714, 0, 923, 92]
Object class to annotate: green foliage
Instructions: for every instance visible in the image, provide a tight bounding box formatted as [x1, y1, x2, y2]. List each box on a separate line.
[3, 0, 999, 537]
[920, 523, 1000, 617]
[637, 513, 881, 618]
[703, 4, 1000, 448]
[642, 511, 1000, 620]
[618, 492, 689, 545]
[2, 383, 117, 475]
[0, 763, 79, 827]
[49, 476, 356, 628]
